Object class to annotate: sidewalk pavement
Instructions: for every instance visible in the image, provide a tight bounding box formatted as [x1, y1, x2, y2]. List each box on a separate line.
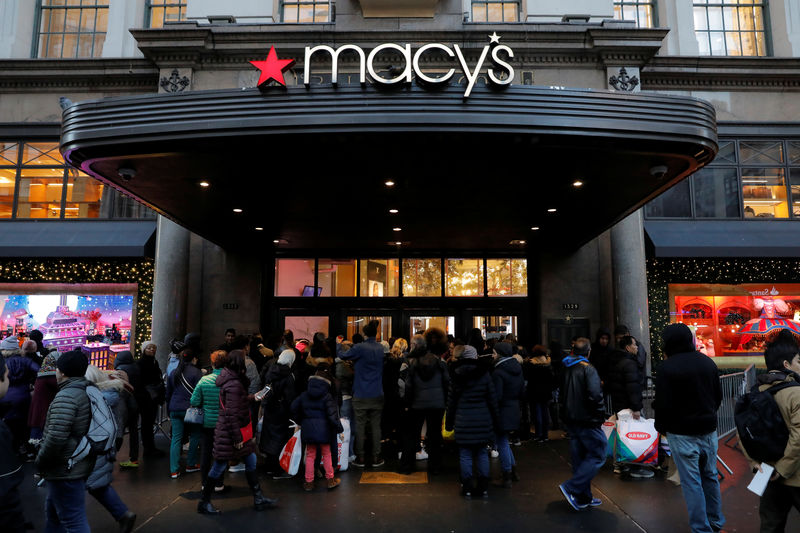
[18, 431, 794, 532]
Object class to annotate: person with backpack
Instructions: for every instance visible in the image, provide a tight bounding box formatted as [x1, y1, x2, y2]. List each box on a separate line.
[654, 323, 723, 533]
[35, 350, 93, 533]
[738, 334, 800, 532]
[166, 350, 203, 479]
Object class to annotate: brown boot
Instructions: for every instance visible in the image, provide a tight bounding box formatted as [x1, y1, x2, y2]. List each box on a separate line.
[303, 481, 314, 492]
[327, 477, 341, 490]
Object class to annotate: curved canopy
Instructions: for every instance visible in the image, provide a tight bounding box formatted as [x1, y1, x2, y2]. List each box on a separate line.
[61, 84, 717, 251]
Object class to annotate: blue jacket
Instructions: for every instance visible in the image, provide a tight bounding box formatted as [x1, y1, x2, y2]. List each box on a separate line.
[337, 338, 384, 399]
[166, 364, 203, 413]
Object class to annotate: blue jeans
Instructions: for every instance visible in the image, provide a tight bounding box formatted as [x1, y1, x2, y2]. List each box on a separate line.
[45, 479, 90, 533]
[563, 425, 607, 502]
[495, 431, 515, 473]
[170, 411, 201, 474]
[341, 398, 355, 458]
[668, 432, 725, 533]
[532, 401, 550, 439]
[459, 445, 489, 481]
[208, 452, 257, 479]
[88, 484, 128, 521]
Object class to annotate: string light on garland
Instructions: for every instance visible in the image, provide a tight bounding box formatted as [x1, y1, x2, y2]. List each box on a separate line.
[0, 258, 154, 354]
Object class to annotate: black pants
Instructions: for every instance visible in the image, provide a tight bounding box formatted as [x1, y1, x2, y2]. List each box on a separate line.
[760, 482, 800, 533]
[401, 408, 444, 473]
[123, 393, 139, 461]
[137, 395, 157, 453]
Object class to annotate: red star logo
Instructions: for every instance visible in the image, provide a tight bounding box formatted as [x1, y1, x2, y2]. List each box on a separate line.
[250, 46, 296, 87]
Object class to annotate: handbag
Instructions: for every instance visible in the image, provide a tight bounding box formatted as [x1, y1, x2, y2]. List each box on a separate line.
[146, 383, 166, 404]
[184, 406, 204, 425]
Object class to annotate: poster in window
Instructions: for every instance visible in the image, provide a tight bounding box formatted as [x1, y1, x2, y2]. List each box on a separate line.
[370, 281, 384, 297]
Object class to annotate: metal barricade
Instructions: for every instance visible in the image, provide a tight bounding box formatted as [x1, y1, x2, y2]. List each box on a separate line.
[717, 370, 748, 440]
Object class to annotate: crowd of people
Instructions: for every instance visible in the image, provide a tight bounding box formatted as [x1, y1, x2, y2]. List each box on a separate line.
[2, 319, 800, 532]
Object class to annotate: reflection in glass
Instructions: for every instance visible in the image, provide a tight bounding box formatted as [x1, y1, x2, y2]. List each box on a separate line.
[471, 0, 519, 22]
[403, 259, 442, 297]
[486, 259, 527, 296]
[0, 169, 14, 218]
[473, 316, 518, 340]
[65, 171, 103, 218]
[317, 259, 356, 297]
[346, 316, 391, 342]
[17, 174, 64, 219]
[359, 259, 399, 297]
[445, 259, 484, 297]
[282, 0, 330, 22]
[741, 168, 788, 218]
[644, 180, 692, 218]
[790, 168, 800, 217]
[692, 167, 740, 218]
[613, 1, 655, 28]
[410, 316, 454, 337]
[693, 1, 766, 56]
[275, 259, 315, 297]
[284, 316, 329, 344]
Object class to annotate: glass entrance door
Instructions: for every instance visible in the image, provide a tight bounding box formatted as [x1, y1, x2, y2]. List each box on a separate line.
[472, 315, 518, 341]
[409, 315, 455, 337]
[345, 315, 392, 342]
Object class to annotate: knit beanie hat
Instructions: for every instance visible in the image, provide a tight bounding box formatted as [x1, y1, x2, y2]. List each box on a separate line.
[140, 340, 157, 356]
[0, 336, 19, 352]
[278, 349, 295, 366]
[494, 341, 514, 358]
[21, 340, 38, 353]
[56, 350, 89, 378]
[461, 345, 478, 360]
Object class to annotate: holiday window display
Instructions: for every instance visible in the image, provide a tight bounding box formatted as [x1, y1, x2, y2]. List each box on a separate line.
[669, 283, 800, 357]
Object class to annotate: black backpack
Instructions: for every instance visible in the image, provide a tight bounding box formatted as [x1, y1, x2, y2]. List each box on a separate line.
[734, 380, 799, 463]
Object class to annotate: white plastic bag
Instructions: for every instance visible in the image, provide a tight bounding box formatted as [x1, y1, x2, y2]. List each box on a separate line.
[602, 414, 617, 458]
[337, 418, 351, 471]
[279, 421, 302, 476]
[615, 410, 658, 465]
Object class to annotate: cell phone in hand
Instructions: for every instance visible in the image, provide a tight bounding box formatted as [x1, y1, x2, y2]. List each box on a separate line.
[254, 384, 272, 402]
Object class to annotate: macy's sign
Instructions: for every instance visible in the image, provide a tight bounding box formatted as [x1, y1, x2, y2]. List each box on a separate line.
[250, 33, 515, 98]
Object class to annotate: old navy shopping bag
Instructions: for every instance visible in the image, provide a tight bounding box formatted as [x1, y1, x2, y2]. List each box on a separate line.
[615, 415, 659, 465]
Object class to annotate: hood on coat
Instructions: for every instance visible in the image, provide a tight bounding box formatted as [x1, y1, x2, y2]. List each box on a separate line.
[216, 367, 245, 389]
[452, 358, 487, 383]
[494, 357, 522, 376]
[758, 371, 798, 386]
[662, 323, 696, 356]
[306, 375, 331, 399]
[416, 353, 442, 381]
[113, 351, 134, 368]
[562, 355, 590, 368]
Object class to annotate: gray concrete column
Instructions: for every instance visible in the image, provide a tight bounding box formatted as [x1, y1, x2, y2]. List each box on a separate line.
[150, 216, 190, 369]
[611, 209, 651, 372]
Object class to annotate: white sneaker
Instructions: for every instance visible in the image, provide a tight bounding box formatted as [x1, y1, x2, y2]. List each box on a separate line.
[490, 450, 499, 458]
[349, 455, 356, 462]
[228, 463, 246, 473]
[182, 443, 189, 451]
[415, 450, 428, 461]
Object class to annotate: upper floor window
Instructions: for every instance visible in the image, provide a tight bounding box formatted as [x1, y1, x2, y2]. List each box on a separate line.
[281, 0, 330, 23]
[36, 0, 109, 58]
[613, 1, 656, 28]
[147, 0, 187, 28]
[471, 0, 520, 22]
[693, 0, 767, 56]
[0, 141, 155, 220]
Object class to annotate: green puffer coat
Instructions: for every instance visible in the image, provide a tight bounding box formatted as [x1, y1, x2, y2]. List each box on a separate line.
[35, 377, 93, 481]
[190, 368, 222, 429]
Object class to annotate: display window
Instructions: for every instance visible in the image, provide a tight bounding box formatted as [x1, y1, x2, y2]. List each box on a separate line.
[410, 316, 454, 337]
[274, 259, 315, 297]
[283, 316, 329, 344]
[402, 259, 442, 297]
[359, 259, 399, 297]
[742, 168, 789, 218]
[346, 315, 391, 341]
[318, 259, 356, 297]
[473, 315, 518, 340]
[0, 168, 14, 218]
[486, 259, 527, 296]
[445, 259, 484, 297]
[669, 283, 800, 357]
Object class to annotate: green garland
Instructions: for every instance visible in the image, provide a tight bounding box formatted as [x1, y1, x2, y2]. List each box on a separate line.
[647, 258, 800, 363]
[0, 258, 154, 352]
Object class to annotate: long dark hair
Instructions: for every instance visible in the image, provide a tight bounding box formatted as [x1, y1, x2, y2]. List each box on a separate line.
[310, 332, 330, 358]
[466, 328, 485, 354]
[227, 349, 247, 377]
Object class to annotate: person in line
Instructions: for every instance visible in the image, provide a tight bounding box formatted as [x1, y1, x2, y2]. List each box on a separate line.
[198, 351, 277, 514]
[27, 351, 61, 460]
[292, 369, 343, 491]
[137, 341, 165, 458]
[21, 340, 43, 366]
[84, 365, 137, 532]
[654, 323, 723, 533]
[112, 351, 144, 469]
[337, 320, 385, 468]
[615, 325, 648, 388]
[260, 349, 297, 479]
[29, 330, 51, 359]
[218, 328, 236, 352]
[558, 337, 606, 511]
[166, 349, 203, 479]
[590, 328, 613, 388]
[0, 342, 39, 455]
[190, 350, 228, 493]
[492, 341, 525, 487]
[399, 329, 449, 475]
[524, 345, 556, 442]
[335, 342, 356, 462]
[446, 344, 499, 499]
[381, 338, 404, 458]
[35, 350, 94, 533]
[0, 356, 28, 533]
[747, 334, 800, 533]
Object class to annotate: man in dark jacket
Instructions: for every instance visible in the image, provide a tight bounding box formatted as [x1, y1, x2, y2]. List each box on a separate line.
[615, 324, 648, 388]
[337, 320, 385, 467]
[0, 356, 28, 533]
[654, 323, 723, 533]
[35, 350, 93, 533]
[558, 338, 606, 511]
[492, 341, 525, 487]
[113, 350, 144, 467]
[590, 328, 613, 387]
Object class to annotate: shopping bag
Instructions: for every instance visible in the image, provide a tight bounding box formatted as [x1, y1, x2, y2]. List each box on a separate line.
[601, 414, 617, 458]
[279, 421, 302, 475]
[337, 418, 351, 472]
[442, 413, 454, 441]
[615, 411, 659, 465]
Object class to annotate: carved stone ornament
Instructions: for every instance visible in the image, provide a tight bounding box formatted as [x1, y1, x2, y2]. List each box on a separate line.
[607, 66, 641, 92]
[159, 68, 191, 93]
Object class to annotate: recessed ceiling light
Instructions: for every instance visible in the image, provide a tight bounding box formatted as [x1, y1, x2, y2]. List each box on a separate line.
[572, 180, 583, 187]
[395, 241, 402, 245]
[547, 208, 557, 213]
[389, 209, 399, 214]
[255, 227, 263, 231]
[273, 239, 280, 244]
[510, 239, 526, 245]
[199, 181, 210, 188]
[233, 208, 243, 213]
[393, 227, 402, 232]
[531, 226, 540, 231]
[385, 180, 395, 187]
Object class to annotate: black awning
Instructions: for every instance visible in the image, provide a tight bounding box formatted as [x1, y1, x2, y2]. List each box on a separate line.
[0, 220, 156, 258]
[645, 220, 800, 258]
